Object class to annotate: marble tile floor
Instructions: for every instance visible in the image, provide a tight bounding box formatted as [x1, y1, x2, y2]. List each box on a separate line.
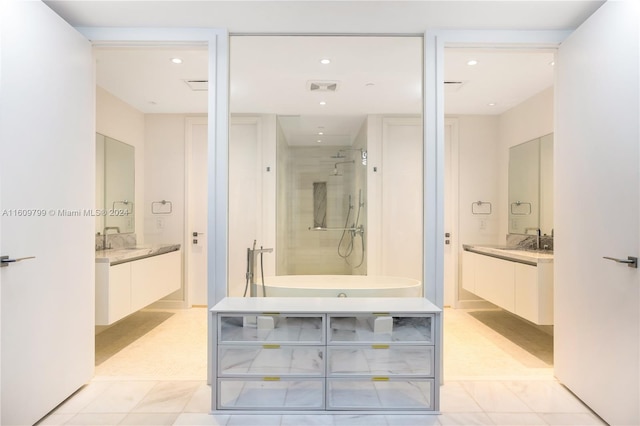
[38, 307, 606, 425]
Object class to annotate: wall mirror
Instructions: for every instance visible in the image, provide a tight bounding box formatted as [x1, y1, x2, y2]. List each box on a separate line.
[508, 133, 553, 236]
[96, 133, 135, 235]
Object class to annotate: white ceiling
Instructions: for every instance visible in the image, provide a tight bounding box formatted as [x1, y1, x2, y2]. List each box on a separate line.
[45, 1, 604, 33]
[54, 1, 603, 146]
[93, 37, 555, 145]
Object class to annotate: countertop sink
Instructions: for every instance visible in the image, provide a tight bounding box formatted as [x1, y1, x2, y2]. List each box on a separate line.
[95, 243, 181, 265]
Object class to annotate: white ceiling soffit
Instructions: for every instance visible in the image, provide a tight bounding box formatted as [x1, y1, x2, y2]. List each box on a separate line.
[93, 37, 555, 146]
[45, 1, 605, 33]
[278, 115, 367, 147]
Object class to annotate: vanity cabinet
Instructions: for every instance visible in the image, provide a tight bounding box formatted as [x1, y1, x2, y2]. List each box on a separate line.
[96, 250, 181, 325]
[211, 298, 441, 413]
[462, 249, 553, 325]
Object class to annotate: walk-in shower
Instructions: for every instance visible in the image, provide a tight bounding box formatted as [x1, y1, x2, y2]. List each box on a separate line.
[277, 142, 367, 276]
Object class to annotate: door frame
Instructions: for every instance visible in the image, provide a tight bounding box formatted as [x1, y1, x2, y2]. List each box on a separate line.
[76, 26, 229, 385]
[422, 29, 571, 309]
[185, 116, 209, 307]
[444, 117, 459, 307]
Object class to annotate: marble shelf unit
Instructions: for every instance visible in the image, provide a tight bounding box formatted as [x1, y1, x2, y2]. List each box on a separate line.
[210, 297, 441, 414]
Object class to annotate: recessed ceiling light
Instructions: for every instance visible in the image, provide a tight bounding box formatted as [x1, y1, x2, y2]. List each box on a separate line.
[320, 58, 331, 65]
[549, 60, 556, 66]
[319, 101, 326, 106]
[317, 139, 323, 143]
[171, 57, 183, 64]
[467, 59, 478, 66]
[488, 102, 497, 107]
[318, 131, 324, 135]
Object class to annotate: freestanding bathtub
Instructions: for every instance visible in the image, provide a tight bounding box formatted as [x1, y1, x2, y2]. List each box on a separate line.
[251, 275, 422, 297]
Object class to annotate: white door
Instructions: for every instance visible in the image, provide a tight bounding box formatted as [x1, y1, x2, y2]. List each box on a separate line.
[554, 2, 639, 425]
[187, 118, 208, 306]
[443, 119, 458, 307]
[0, 2, 95, 425]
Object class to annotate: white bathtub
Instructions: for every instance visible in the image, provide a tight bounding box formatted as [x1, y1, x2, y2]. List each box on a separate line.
[252, 275, 422, 297]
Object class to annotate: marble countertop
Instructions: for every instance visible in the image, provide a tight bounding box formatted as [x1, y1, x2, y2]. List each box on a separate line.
[463, 244, 553, 265]
[95, 243, 181, 265]
[211, 297, 441, 314]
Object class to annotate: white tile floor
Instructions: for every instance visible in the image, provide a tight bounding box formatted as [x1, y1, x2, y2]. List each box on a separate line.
[38, 308, 606, 425]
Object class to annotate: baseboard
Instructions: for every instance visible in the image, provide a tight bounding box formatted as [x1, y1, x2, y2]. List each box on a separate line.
[454, 299, 495, 310]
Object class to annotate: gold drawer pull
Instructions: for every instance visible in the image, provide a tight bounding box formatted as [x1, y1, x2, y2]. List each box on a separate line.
[262, 312, 280, 315]
[372, 312, 390, 316]
[372, 377, 390, 381]
[263, 344, 280, 349]
[371, 344, 390, 349]
[263, 376, 281, 381]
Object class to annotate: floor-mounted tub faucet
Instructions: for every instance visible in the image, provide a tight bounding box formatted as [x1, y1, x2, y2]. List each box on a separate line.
[246, 240, 273, 297]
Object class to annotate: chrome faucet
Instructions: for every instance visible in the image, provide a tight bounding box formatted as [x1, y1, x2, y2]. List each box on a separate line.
[246, 240, 273, 297]
[101, 226, 120, 250]
[525, 227, 541, 250]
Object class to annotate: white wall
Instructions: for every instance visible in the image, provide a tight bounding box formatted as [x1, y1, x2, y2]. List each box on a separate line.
[96, 87, 145, 243]
[143, 114, 192, 302]
[452, 115, 501, 303]
[365, 116, 424, 282]
[456, 115, 501, 246]
[228, 114, 276, 296]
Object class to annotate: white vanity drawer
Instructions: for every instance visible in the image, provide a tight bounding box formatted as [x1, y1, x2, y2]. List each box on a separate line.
[327, 345, 434, 377]
[327, 378, 435, 410]
[328, 314, 434, 344]
[219, 314, 324, 344]
[219, 345, 324, 376]
[217, 378, 324, 410]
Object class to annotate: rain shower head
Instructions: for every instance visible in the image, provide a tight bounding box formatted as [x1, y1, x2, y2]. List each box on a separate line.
[329, 160, 354, 176]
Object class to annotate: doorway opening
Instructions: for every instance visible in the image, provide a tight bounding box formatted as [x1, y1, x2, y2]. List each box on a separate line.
[442, 46, 556, 379]
[228, 35, 425, 296]
[92, 43, 210, 379]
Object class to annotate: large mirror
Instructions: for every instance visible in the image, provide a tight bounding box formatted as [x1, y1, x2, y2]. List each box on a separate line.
[96, 133, 135, 235]
[229, 35, 423, 291]
[508, 133, 553, 236]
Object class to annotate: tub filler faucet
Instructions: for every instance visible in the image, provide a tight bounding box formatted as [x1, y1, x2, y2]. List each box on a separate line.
[246, 240, 273, 297]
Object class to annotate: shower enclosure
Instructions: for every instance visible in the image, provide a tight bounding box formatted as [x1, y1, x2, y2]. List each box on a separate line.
[276, 129, 368, 276]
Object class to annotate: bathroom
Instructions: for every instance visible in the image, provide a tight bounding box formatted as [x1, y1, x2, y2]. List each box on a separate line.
[93, 36, 556, 342]
[4, 2, 637, 424]
[91, 37, 553, 416]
